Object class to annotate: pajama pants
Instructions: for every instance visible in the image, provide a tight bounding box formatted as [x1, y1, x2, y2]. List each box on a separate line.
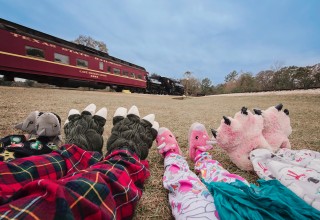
[0, 144, 150, 219]
[251, 148, 320, 210]
[162, 152, 248, 219]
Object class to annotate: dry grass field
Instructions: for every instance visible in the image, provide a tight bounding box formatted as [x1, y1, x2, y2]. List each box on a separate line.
[1, 86, 320, 219]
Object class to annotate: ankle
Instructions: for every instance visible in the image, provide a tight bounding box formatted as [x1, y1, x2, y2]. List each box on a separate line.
[194, 151, 211, 163]
[164, 150, 181, 158]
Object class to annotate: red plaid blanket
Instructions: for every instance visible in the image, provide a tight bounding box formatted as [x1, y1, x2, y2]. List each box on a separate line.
[0, 144, 150, 219]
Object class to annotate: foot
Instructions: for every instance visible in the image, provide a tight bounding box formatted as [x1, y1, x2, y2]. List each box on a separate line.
[189, 122, 216, 161]
[64, 104, 107, 153]
[106, 105, 159, 160]
[256, 103, 292, 151]
[156, 127, 181, 157]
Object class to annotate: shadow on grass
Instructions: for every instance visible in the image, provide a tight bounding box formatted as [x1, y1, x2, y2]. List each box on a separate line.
[172, 95, 191, 100]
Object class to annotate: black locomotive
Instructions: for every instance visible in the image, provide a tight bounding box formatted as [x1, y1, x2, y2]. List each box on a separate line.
[147, 76, 184, 95]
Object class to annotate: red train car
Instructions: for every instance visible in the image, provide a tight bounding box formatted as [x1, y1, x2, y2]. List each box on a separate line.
[0, 18, 148, 92]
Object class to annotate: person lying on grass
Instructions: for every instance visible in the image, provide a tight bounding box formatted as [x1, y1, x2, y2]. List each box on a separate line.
[0, 104, 158, 220]
[156, 106, 320, 219]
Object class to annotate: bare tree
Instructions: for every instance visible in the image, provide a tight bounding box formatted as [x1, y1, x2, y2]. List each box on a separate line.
[181, 71, 201, 96]
[187, 77, 201, 96]
[183, 71, 192, 96]
[255, 70, 274, 91]
[312, 64, 320, 87]
[73, 35, 108, 53]
[293, 67, 313, 89]
[270, 60, 285, 72]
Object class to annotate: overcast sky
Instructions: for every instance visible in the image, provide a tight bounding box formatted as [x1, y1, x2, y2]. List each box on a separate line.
[1, 0, 319, 84]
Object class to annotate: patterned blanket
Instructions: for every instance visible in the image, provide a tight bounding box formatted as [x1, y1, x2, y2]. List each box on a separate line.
[0, 144, 149, 219]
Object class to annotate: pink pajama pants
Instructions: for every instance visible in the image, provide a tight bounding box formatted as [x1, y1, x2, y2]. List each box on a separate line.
[162, 152, 248, 219]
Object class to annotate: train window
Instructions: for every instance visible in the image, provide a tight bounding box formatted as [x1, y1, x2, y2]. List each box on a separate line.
[130, 73, 135, 78]
[54, 53, 69, 64]
[137, 74, 142, 79]
[123, 71, 129, 77]
[113, 68, 121, 75]
[99, 62, 104, 70]
[76, 59, 88, 68]
[26, 46, 44, 59]
[107, 66, 112, 73]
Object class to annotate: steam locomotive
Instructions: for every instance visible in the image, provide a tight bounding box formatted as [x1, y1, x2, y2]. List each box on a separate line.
[0, 18, 184, 95]
[147, 75, 184, 95]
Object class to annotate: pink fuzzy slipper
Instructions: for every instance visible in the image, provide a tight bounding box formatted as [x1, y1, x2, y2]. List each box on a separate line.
[156, 127, 182, 157]
[188, 122, 216, 161]
[256, 103, 292, 152]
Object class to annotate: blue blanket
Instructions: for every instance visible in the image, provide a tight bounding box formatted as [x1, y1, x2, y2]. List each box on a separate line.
[204, 179, 320, 220]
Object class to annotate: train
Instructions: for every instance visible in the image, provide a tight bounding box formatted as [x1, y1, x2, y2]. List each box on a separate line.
[0, 18, 184, 95]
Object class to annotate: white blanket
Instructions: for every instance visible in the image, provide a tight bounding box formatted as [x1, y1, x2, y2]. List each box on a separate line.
[250, 148, 320, 210]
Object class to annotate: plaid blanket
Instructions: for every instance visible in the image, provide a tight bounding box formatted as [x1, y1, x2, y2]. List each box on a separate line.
[0, 144, 150, 219]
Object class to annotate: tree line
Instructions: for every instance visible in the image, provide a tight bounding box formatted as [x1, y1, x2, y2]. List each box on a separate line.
[177, 63, 320, 96]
